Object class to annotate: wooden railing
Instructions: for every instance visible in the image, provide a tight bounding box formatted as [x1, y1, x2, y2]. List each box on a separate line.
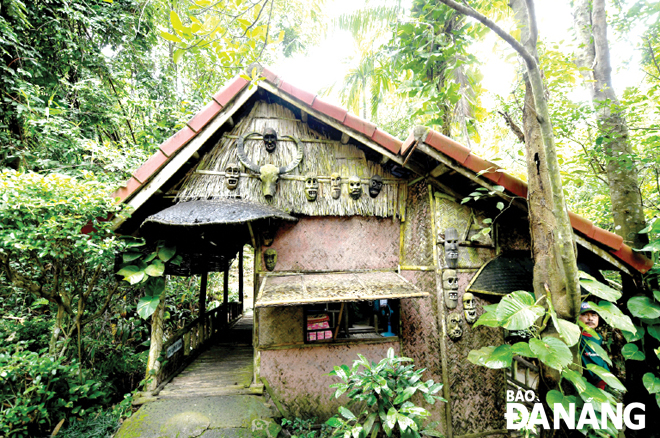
[154, 301, 244, 392]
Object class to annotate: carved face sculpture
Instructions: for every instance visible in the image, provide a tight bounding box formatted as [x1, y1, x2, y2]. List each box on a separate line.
[263, 128, 277, 153]
[330, 173, 341, 199]
[448, 313, 462, 341]
[369, 175, 383, 198]
[264, 249, 277, 271]
[348, 176, 362, 200]
[262, 228, 275, 247]
[443, 269, 459, 309]
[463, 292, 477, 324]
[444, 227, 459, 268]
[304, 175, 319, 202]
[224, 162, 240, 190]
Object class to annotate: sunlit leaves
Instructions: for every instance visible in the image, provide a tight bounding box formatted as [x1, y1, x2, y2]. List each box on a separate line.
[529, 337, 572, 371]
[627, 296, 660, 319]
[496, 291, 545, 330]
[579, 271, 622, 301]
[467, 345, 512, 369]
[622, 343, 646, 361]
[643, 373, 660, 394]
[587, 301, 635, 333]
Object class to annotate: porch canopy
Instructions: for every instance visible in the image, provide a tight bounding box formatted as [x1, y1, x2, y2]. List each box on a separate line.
[255, 271, 429, 308]
[140, 198, 297, 275]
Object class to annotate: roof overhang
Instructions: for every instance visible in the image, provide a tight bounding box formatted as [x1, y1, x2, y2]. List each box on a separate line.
[141, 199, 297, 227]
[255, 272, 429, 308]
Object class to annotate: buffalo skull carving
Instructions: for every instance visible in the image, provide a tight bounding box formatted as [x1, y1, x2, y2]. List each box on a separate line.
[236, 131, 303, 200]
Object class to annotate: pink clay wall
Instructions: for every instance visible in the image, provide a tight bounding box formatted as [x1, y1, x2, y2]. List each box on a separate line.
[260, 342, 399, 420]
[261, 216, 400, 271]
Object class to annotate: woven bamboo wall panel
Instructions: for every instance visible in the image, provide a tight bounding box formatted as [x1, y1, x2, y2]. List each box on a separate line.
[399, 271, 445, 428]
[177, 101, 403, 217]
[265, 216, 400, 271]
[401, 182, 433, 267]
[446, 272, 506, 435]
[258, 306, 303, 347]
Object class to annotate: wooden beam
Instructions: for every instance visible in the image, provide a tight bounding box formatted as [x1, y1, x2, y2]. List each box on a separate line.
[340, 132, 350, 144]
[223, 265, 229, 327]
[199, 272, 208, 321]
[430, 163, 451, 178]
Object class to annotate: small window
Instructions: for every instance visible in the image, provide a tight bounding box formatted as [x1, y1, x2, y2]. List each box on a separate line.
[304, 300, 400, 343]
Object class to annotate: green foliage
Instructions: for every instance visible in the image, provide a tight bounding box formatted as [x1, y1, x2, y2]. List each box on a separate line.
[0, 349, 111, 438]
[325, 348, 444, 438]
[281, 417, 330, 438]
[117, 240, 182, 320]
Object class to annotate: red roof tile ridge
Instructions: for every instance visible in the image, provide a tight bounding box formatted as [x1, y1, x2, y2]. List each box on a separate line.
[413, 126, 652, 273]
[112, 73, 250, 203]
[251, 64, 404, 153]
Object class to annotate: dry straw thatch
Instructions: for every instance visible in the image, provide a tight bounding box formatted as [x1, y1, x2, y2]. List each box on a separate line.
[177, 101, 406, 218]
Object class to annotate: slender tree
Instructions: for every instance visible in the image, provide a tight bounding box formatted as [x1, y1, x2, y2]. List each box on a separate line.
[573, 0, 647, 249]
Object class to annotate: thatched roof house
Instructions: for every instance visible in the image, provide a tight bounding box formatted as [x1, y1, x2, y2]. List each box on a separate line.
[112, 64, 652, 437]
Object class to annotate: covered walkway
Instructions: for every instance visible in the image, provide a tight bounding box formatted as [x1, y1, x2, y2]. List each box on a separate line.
[115, 312, 281, 438]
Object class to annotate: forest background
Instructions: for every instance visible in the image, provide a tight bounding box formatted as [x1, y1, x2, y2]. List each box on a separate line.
[1, 0, 660, 437]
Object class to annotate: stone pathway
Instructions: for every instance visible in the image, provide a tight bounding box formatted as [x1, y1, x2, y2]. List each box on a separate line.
[115, 311, 281, 438]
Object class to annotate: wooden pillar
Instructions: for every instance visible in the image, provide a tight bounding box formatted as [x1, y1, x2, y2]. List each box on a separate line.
[200, 272, 208, 338]
[145, 277, 167, 392]
[238, 247, 244, 314]
[223, 264, 229, 326]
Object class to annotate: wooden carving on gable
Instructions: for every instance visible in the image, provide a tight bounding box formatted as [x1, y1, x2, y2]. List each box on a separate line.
[177, 101, 405, 218]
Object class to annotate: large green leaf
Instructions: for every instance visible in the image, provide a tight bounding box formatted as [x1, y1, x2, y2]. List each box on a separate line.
[529, 337, 572, 371]
[145, 259, 165, 277]
[553, 318, 581, 347]
[122, 252, 142, 263]
[158, 245, 176, 262]
[117, 265, 145, 284]
[472, 311, 500, 328]
[579, 272, 622, 301]
[648, 325, 660, 342]
[643, 373, 660, 394]
[546, 390, 576, 414]
[627, 296, 660, 319]
[588, 301, 635, 333]
[511, 342, 536, 358]
[339, 406, 355, 420]
[145, 277, 166, 297]
[578, 382, 614, 406]
[585, 340, 613, 367]
[622, 324, 645, 342]
[467, 345, 512, 369]
[586, 364, 626, 391]
[562, 369, 588, 393]
[137, 295, 161, 319]
[496, 291, 545, 330]
[621, 343, 646, 361]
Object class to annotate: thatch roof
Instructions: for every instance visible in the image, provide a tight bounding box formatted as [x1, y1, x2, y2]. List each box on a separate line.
[255, 272, 429, 307]
[141, 198, 297, 227]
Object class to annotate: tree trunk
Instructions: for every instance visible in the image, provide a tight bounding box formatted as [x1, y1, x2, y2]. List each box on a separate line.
[145, 279, 167, 392]
[49, 304, 66, 355]
[573, 0, 647, 249]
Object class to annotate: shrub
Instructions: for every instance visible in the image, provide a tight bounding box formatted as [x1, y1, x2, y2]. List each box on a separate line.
[0, 349, 111, 438]
[325, 348, 445, 438]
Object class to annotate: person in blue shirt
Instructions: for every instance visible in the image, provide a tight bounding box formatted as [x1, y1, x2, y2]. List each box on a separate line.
[578, 302, 611, 390]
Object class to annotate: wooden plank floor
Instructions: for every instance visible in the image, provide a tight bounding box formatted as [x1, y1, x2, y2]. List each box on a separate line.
[158, 313, 255, 398]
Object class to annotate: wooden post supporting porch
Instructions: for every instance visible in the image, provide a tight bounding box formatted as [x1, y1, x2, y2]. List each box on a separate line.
[199, 272, 208, 339]
[223, 264, 229, 326]
[238, 247, 244, 314]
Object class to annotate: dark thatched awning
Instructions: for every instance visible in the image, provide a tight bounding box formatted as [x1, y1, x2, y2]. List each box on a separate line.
[255, 272, 429, 308]
[138, 199, 296, 276]
[141, 199, 297, 227]
[467, 251, 607, 296]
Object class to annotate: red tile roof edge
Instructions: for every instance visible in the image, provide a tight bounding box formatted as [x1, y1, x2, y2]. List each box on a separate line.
[416, 127, 652, 274]
[255, 65, 402, 154]
[111, 74, 249, 203]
